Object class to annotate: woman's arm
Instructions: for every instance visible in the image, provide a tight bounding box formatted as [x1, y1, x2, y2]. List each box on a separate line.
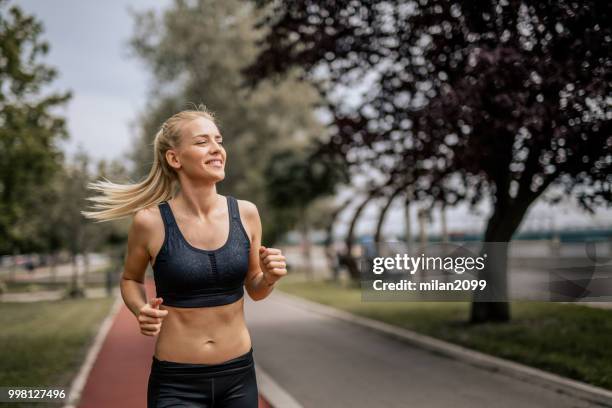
[241, 200, 287, 301]
[121, 209, 168, 336]
[121, 210, 151, 316]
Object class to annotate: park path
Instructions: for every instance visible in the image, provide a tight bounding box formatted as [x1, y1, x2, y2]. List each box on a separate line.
[76, 277, 271, 408]
[244, 290, 605, 408]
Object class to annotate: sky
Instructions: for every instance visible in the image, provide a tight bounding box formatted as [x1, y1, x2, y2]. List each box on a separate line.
[19, 0, 171, 165]
[15, 1, 612, 235]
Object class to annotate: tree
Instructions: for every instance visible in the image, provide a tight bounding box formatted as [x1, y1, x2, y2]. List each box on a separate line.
[0, 0, 71, 255]
[265, 146, 348, 274]
[55, 149, 114, 297]
[244, 0, 611, 322]
[127, 0, 324, 244]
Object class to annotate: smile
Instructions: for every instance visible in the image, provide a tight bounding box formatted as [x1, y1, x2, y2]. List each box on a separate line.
[205, 159, 223, 167]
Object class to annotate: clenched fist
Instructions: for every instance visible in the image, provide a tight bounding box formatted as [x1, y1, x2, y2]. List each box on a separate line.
[138, 297, 168, 337]
[258, 246, 287, 286]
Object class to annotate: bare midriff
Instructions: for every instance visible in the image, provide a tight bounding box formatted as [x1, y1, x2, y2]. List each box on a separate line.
[153, 297, 252, 364]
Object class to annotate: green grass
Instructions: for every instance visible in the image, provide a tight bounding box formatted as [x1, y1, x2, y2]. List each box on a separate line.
[0, 297, 115, 407]
[277, 276, 612, 391]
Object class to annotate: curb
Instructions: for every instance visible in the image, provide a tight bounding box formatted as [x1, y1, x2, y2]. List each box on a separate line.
[255, 363, 303, 408]
[274, 290, 612, 408]
[63, 294, 124, 408]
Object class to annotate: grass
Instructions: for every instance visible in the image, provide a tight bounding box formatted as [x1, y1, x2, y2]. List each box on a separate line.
[0, 297, 115, 407]
[276, 275, 612, 391]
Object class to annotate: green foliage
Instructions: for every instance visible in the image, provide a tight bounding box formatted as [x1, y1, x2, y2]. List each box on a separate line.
[50, 149, 129, 255]
[247, 0, 612, 320]
[127, 0, 326, 244]
[263, 147, 348, 243]
[246, 0, 612, 231]
[265, 147, 347, 208]
[0, 1, 72, 254]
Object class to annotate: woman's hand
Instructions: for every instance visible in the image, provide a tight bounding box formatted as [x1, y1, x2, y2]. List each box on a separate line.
[258, 246, 287, 286]
[137, 297, 169, 337]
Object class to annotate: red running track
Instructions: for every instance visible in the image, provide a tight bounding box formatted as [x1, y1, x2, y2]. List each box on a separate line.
[77, 278, 271, 408]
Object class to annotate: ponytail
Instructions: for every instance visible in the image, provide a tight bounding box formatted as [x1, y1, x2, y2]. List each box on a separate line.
[81, 106, 216, 222]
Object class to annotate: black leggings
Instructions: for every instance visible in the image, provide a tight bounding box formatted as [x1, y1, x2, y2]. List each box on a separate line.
[147, 347, 259, 408]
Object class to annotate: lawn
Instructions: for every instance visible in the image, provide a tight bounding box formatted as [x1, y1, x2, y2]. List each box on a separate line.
[0, 297, 115, 407]
[277, 276, 612, 391]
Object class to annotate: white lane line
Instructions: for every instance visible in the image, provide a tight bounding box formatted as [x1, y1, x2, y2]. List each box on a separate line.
[63, 294, 123, 408]
[256, 363, 304, 408]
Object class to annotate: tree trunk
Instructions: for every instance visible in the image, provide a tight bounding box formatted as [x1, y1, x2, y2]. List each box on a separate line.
[71, 253, 79, 292]
[470, 241, 511, 322]
[299, 206, 313, 280]
[83, 252, 90, 287]
[344, 192, 378, 280]
[404, 189, 414, 253]
[374, 187, 403, 256]
[68, 253, 85, 298]
[440, 201, 448, 243]
[416, 208, 430, 284]
[324, 197, 352, 281]
[470, 198, 532, 323]
[50, 252, 57, 284]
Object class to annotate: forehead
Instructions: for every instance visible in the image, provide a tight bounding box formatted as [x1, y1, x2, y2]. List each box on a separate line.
[181, 116, 221, 138]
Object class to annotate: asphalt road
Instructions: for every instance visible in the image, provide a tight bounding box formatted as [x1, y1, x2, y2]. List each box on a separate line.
[245, 291, 604, 408]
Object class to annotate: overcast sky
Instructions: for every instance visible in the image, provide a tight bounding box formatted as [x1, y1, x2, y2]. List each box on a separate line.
[15, 1, 612, 234]
[19, 0, 171, 165]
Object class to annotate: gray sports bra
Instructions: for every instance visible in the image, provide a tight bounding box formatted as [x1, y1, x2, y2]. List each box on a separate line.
[152, 196, 251, 307]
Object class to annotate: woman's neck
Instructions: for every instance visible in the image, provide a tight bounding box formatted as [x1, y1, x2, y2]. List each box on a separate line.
[174, 184, 220, 219]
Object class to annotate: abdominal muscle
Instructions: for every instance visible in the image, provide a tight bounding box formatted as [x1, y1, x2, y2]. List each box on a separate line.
[153, 297, 252, 364]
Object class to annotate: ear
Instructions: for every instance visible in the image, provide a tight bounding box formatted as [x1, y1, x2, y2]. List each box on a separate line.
[165, 149, 182, 170]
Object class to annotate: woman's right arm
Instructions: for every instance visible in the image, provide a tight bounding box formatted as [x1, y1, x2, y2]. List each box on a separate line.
[121, 210, 150, 316]
[121, 209, 168, 336]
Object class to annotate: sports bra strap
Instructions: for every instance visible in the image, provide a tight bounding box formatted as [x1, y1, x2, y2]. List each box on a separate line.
[158, 201, 174, 228]
[228, 196, 239, 220]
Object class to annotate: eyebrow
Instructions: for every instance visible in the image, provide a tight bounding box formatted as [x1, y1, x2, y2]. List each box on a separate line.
[193, 133, 222, 138]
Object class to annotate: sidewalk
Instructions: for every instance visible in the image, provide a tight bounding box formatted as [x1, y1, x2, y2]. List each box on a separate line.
[1, 286, 115, 303]
[75, 277, 271, 407]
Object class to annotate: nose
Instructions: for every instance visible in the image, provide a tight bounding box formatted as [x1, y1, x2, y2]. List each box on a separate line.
[210, 139, 223, 152]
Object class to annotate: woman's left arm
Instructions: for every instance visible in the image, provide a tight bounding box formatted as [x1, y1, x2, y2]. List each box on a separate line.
[241, 200, 287, 301]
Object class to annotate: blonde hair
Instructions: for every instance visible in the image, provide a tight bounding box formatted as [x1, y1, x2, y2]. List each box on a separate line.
[81, 105, 217, 222]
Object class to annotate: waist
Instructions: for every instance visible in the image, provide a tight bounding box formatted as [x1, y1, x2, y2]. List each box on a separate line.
[151, 347, 254, 377]
[159, 298, 246, 334]
[155, 301, 250, 362]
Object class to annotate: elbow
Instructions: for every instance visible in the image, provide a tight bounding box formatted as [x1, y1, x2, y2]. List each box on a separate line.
[247, 291, 263, 301]
[121, 275, 144, 285]
[246, 288, 265, 301]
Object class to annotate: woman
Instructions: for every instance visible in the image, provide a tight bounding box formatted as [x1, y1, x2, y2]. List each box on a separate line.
[82, 106, 288, 407]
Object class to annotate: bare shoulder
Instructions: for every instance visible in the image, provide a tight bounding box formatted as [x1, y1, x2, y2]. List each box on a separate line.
[131, 203, 162, 236]
[236, 199, 261, 241]
[236, 198, 259, 220]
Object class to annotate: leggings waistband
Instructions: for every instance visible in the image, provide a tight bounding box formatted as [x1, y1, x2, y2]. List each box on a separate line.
[151, 347, 253, 376]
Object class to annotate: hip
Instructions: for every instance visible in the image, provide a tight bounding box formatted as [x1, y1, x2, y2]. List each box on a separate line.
[148, 347, 258, 408]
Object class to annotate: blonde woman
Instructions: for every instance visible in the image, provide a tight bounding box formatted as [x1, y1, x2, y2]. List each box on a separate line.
[83, 106, 288, 407]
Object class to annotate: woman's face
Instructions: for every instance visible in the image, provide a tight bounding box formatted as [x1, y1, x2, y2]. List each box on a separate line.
[168, 117, 226, 183]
